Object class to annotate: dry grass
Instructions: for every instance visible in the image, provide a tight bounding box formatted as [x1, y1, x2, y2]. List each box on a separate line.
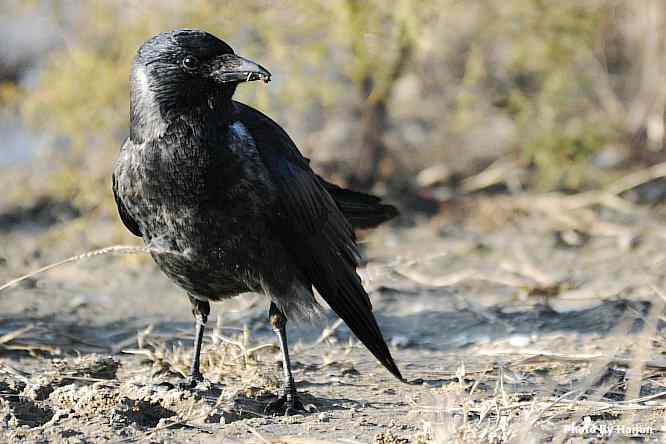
[122, 320, 280, 390]
[411, 308, 666, 443]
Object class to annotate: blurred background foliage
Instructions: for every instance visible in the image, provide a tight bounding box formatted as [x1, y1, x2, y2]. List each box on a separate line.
[1, 0, 666, 231]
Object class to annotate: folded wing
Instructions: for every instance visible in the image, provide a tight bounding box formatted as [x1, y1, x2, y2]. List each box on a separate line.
[235, 102, 402, 380]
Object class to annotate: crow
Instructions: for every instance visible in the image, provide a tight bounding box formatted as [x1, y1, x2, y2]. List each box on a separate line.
[112, 29, 402, 415]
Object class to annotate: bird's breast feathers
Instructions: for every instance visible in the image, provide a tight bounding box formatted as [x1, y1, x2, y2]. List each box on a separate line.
[115, 118, 276, 230]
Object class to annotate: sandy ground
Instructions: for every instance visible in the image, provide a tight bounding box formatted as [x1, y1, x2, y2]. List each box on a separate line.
[1, 193, 666, 443]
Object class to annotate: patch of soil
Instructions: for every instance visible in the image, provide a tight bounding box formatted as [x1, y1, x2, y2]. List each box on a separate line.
[0, 197, 80, 234]
[52, 355, 120, 381]
[1, 398, 53, 428]
[50, 384, 120, 415]
[113, 398, 176, 428]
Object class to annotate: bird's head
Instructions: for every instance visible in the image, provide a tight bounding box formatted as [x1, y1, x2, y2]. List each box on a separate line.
[130, 29, 271, 142]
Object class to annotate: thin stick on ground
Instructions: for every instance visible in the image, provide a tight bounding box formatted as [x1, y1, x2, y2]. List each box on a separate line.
[312, 319, 344, 346]
[0, 324, 35, 346]
[478, 349, 666, 370]
[0, 360, 35, 387]
[0, 245, 150, 293]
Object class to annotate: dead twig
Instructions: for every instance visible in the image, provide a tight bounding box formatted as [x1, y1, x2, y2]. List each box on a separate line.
[312, 319, 344, 346]
[0, 324, 35, 345]
[0, 245, 150, 293]
[0, 360, 35, 387]
[478, 348, 666, 370]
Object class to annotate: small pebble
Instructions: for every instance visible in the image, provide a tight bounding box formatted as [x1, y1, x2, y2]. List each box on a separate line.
[390, 335, 410, 348]
[508, 335, 530, 347]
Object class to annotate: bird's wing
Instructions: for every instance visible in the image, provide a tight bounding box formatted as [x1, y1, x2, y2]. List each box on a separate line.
[234, 102, 402, 380]
[112, 141, 142, 238]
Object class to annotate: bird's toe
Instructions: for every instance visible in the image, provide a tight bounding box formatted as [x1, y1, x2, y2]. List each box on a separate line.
[264, 392, 311, 416]
[173, 374, 204, 391]
[264, 396, 285, 415]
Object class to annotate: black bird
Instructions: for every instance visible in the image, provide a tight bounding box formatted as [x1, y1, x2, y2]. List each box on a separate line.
[112, 29, 401, 414]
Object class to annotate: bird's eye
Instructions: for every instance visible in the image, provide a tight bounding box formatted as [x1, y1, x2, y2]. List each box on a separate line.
[182, 56, 199, 70]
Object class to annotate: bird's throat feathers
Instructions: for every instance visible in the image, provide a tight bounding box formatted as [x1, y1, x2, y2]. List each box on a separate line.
[130, 65, 169, 143]
[129, 64, 237, 144]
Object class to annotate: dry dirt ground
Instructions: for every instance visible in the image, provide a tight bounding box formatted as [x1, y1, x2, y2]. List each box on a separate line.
[1, 192, 666, 443]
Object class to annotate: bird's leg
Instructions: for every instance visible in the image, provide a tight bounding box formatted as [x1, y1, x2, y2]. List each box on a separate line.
[265, 302, 306, 415]
[178, 295, 210, 389]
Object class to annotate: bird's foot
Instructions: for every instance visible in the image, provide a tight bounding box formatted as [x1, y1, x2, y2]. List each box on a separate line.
[174, 372, 204, 391]
[264, 389, 310, 416]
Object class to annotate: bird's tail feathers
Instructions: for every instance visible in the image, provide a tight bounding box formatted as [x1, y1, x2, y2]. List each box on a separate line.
[321, 265, 403, 381]
[320, 178, 398, 229]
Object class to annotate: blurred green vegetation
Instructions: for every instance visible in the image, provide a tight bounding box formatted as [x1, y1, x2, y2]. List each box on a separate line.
[2, 0, 666, 214]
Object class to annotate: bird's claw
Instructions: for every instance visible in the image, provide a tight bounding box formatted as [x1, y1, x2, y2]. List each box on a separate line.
[264, 391, 309, 416]
[174, 372, 204, 391]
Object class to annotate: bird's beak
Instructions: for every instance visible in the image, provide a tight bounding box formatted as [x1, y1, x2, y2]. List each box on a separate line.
[209, 54, 271, 84]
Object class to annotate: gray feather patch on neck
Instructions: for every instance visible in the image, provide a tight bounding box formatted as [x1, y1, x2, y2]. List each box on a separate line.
[130, 65, 168, 141]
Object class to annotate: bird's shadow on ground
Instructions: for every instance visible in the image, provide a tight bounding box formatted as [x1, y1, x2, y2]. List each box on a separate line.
[0, 298, 654, 358]
[373, 298, 654, 351]
[0, 297, 658, 423]
[231, 390, 354, 416]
